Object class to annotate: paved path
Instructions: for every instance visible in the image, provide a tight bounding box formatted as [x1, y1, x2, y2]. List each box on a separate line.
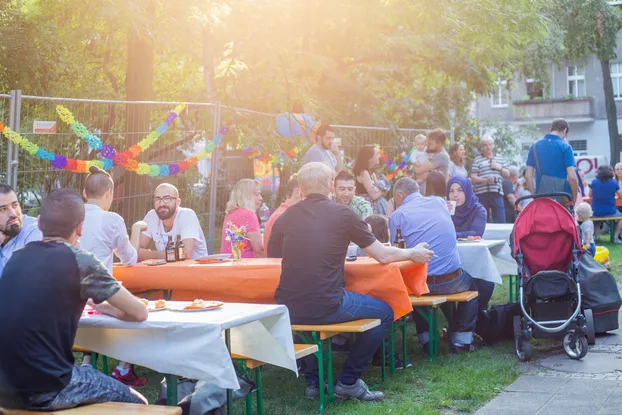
[476, 314, 622, 414]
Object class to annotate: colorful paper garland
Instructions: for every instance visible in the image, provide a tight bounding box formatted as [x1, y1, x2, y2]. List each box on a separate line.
[0, 121, 232, 176]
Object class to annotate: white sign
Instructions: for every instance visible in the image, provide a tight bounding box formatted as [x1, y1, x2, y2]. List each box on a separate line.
[33, 120, 57, 134]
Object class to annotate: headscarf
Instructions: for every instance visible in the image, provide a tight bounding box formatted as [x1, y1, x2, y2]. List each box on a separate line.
[447, 175, 480, 229]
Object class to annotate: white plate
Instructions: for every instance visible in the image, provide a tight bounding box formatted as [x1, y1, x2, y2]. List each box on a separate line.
[147, 307, 167, 312]
[168, 306, 222, 312]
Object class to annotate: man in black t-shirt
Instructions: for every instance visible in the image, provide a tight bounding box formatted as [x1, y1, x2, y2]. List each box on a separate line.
[268, 162, 433, 402]
[0, 189, 148, 411]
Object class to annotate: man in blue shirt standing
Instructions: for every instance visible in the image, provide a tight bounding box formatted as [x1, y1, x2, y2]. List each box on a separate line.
[525, 119, 578, 205]
[0, 184, 42, 277]
[389, 177, 479, 353]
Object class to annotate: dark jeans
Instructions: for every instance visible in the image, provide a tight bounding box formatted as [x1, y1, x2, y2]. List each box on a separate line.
[412, 269, 478, 346]
[294, 291, 394, 386]
[25, 366, 146, 410]
[474, 278, 495, 312]
[477, 192, 506, 223]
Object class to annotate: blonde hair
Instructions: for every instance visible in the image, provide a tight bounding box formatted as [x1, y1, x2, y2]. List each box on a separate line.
[575, 202, 593, 221]
[615, 163, 622, 179]
[414, 134, 426, 145]
[225, 179, 261, 213]
[297, 162, 333, 196]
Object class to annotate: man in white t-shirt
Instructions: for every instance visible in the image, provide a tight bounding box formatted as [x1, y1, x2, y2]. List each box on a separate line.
[138, 183, 208, 260]
[79, 166, 146, 387]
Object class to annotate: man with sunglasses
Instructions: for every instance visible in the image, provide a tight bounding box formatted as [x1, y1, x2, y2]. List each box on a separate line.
[137, 183, 208, 260]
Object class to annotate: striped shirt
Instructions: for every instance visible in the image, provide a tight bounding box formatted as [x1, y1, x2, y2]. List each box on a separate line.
[471, 155, 507, 195]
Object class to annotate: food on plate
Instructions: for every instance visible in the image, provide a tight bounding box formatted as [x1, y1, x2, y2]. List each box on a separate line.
[184, 299, 224, 310]
[155, 299, 167, 309]
[139, 298, 149, 307]
[458, 236, 481, 241]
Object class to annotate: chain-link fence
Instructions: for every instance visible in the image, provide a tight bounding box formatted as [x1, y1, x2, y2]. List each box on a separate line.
[1, 90, 437, 251]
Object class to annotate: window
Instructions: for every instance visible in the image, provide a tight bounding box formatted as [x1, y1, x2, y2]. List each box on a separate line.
[567, 65, 586, 98]
[611, 62, 622, 99]
[526, 79, 544, 100]
[491, 78, 509, 108]
[569, 140, 587, 152]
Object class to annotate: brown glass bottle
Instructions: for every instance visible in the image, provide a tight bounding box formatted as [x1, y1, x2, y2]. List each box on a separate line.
[175, 235, 186, 261]
[393, 227, 405, 249]
[165, 235, 176, 262]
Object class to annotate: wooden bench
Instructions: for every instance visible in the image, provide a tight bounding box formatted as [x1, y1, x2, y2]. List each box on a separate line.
[591, 216, 622, 243]
[409, 296, 447, 362]
[231, 344, 318, 415]
[0, 402, 181, 414]
[291, 319, 381, 412]
[410, 291, 479, 357]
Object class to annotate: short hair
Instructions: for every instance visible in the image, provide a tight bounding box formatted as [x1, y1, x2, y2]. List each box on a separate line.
[39, 189, 85, 239]
[0, 184, 15, 195]
[427, 129, 447, 146]
[414, 134, 427, 144]
[394, 177, 419, 197]
[596, 165, 614, 182]
[550, 118, 569, 134]
[575, 202, 593, 221]
[449, 143, 463, 164]
[365, 215, 389, 244]
[424, 171, 447, 197]
[334, 170, 356, 185]
[84, 166, 113, 199]
[284, 175, 300, 198]
[297, 162, 333, 196]
[316, 124, 336, 139]
[225, 179, 261, 213]
[508, 166, 519, 178]
[479, 134, 494, 149]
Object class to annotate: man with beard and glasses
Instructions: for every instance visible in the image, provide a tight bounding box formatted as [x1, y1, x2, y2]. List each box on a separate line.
[0, 184, 42, 278]
[137, 183, 208, 260]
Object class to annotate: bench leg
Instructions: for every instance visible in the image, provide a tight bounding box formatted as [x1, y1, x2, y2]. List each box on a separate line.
[326, 338, 334, 403]
[380, 337, 386, 382]
[245, 372, 253, 415]
[165, 374, 178, 406]
[90, 352, 97, 369]
[401, 318, 408, 369]
[389, 322, 396, 376]
[255, 366, 263, 415]
[102, 355, 108, 375]
[611, 220, 616, 243]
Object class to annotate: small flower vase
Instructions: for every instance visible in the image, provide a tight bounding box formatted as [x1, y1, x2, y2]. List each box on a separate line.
[232, 244, 242, 262]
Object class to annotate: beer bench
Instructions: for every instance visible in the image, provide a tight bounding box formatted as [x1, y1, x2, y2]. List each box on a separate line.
[0, 402, 181, 415]
[591, 216, 622, 242]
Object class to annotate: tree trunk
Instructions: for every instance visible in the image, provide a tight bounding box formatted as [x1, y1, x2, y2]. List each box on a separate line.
[601, 57, 620, 164]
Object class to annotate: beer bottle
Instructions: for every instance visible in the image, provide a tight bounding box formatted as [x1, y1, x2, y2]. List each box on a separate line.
[175, 235, 186, 261]
[393, 227, 404, 248]
[165, 235, 176, 262]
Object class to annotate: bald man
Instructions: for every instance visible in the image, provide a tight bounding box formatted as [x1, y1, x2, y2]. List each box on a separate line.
[137, 183, 208, 260]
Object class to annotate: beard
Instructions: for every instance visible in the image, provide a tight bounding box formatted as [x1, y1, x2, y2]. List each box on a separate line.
[3, 217, 22, 237]
[156, 204, 177, 220]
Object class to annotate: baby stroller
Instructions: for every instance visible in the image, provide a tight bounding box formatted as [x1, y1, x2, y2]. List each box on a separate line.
[512, 193, 594, 361]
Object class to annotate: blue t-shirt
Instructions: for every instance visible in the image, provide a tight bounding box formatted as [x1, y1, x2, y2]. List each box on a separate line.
[590, 179, 620, 217]
[526, 134, 576, 193]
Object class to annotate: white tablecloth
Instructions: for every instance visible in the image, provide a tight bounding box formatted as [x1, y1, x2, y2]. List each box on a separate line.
[457, 239, 517, 284]
[483, 223, 514, 245]
[76, 302, 297, 389]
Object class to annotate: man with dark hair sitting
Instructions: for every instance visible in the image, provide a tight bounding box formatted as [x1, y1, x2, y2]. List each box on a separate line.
[332, 171, 373, 220]
[0, 183, 41, 278]
[0, 189, 149, 411]
[79, 166, 146, 386]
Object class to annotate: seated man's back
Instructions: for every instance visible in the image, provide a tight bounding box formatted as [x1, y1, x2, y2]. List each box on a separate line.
[270, 194, 376, 320]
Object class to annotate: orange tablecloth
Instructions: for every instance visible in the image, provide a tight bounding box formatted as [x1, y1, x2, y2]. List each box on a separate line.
[583, 197, 622, 207]
[113, 257, 428, 320]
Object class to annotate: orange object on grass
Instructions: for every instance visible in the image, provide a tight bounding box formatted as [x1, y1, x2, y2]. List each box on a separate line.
[114, 257, 428, 320]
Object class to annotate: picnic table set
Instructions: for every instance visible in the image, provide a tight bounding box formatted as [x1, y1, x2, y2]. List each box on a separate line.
[73, 231, 517, 411]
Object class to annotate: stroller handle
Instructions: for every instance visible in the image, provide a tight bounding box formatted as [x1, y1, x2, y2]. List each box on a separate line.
[515, 192, 573, 208]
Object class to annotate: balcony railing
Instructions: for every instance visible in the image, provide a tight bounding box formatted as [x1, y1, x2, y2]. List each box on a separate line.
[512, 97, 594, 122]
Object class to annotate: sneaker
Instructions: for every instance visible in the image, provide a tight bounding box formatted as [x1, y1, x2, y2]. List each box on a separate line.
[335, 379, 384, 401]
[452, 343, 479, 354]
[111, 367, 148, 387]
[305, 384, 327, 400]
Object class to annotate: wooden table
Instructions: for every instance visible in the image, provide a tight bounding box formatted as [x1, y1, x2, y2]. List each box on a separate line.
[113, 257, 428, 320]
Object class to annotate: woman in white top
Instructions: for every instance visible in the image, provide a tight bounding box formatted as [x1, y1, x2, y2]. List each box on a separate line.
[448, 143, 468, 178]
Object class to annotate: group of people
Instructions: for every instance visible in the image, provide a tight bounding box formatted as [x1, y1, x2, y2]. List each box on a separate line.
[0, 167, 210, 410]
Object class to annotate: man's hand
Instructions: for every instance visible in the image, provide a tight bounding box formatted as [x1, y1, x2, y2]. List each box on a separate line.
[410, 243, 433, 263]
[330, 140, 340, 155]
[132, 221, 148, 233]
[490, 160, 501, 171]
[487, 177, 496, 184]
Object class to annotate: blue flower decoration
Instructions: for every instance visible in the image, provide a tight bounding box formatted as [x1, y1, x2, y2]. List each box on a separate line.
[102, 158, 114, 170]
[155, 122, 169, 135]
[85, 134, 103, 150]
[159, 165, 170, 176]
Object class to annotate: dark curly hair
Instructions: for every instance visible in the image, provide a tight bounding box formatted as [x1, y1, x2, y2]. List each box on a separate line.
[596, 165, 615, 182]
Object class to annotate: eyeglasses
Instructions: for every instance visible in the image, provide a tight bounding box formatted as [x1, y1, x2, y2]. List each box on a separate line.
[153, 196, 175, 204]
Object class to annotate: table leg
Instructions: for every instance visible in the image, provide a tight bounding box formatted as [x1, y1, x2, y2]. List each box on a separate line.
[165, 374, 178, 406]
[255, 367, 263, 415]
[225, 329, 232, 415]
[380, 337, 386, 382]
[389, 323, 396, 375]
[401, 318, 407, 369]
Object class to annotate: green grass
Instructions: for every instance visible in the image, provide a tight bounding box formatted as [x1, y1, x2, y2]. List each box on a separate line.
[77, 241, 621, 414]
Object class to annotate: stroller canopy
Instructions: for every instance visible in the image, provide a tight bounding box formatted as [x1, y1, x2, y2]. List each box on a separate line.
[513, 197, 581, 275]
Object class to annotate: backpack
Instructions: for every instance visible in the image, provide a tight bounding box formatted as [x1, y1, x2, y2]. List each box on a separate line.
[475, 302, 522, 345]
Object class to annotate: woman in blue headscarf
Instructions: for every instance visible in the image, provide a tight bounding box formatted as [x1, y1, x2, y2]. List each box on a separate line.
[447, 175, 494, 311]
[447, 175, 487, 238]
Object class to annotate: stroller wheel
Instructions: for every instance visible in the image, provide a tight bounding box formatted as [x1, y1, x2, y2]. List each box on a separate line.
[584, 309, 596, 345]
[515, 335, 532, 361]
[563, 331, 588, 360]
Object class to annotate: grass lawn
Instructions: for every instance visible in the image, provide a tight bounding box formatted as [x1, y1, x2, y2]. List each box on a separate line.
[77, 238, 622, 414]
